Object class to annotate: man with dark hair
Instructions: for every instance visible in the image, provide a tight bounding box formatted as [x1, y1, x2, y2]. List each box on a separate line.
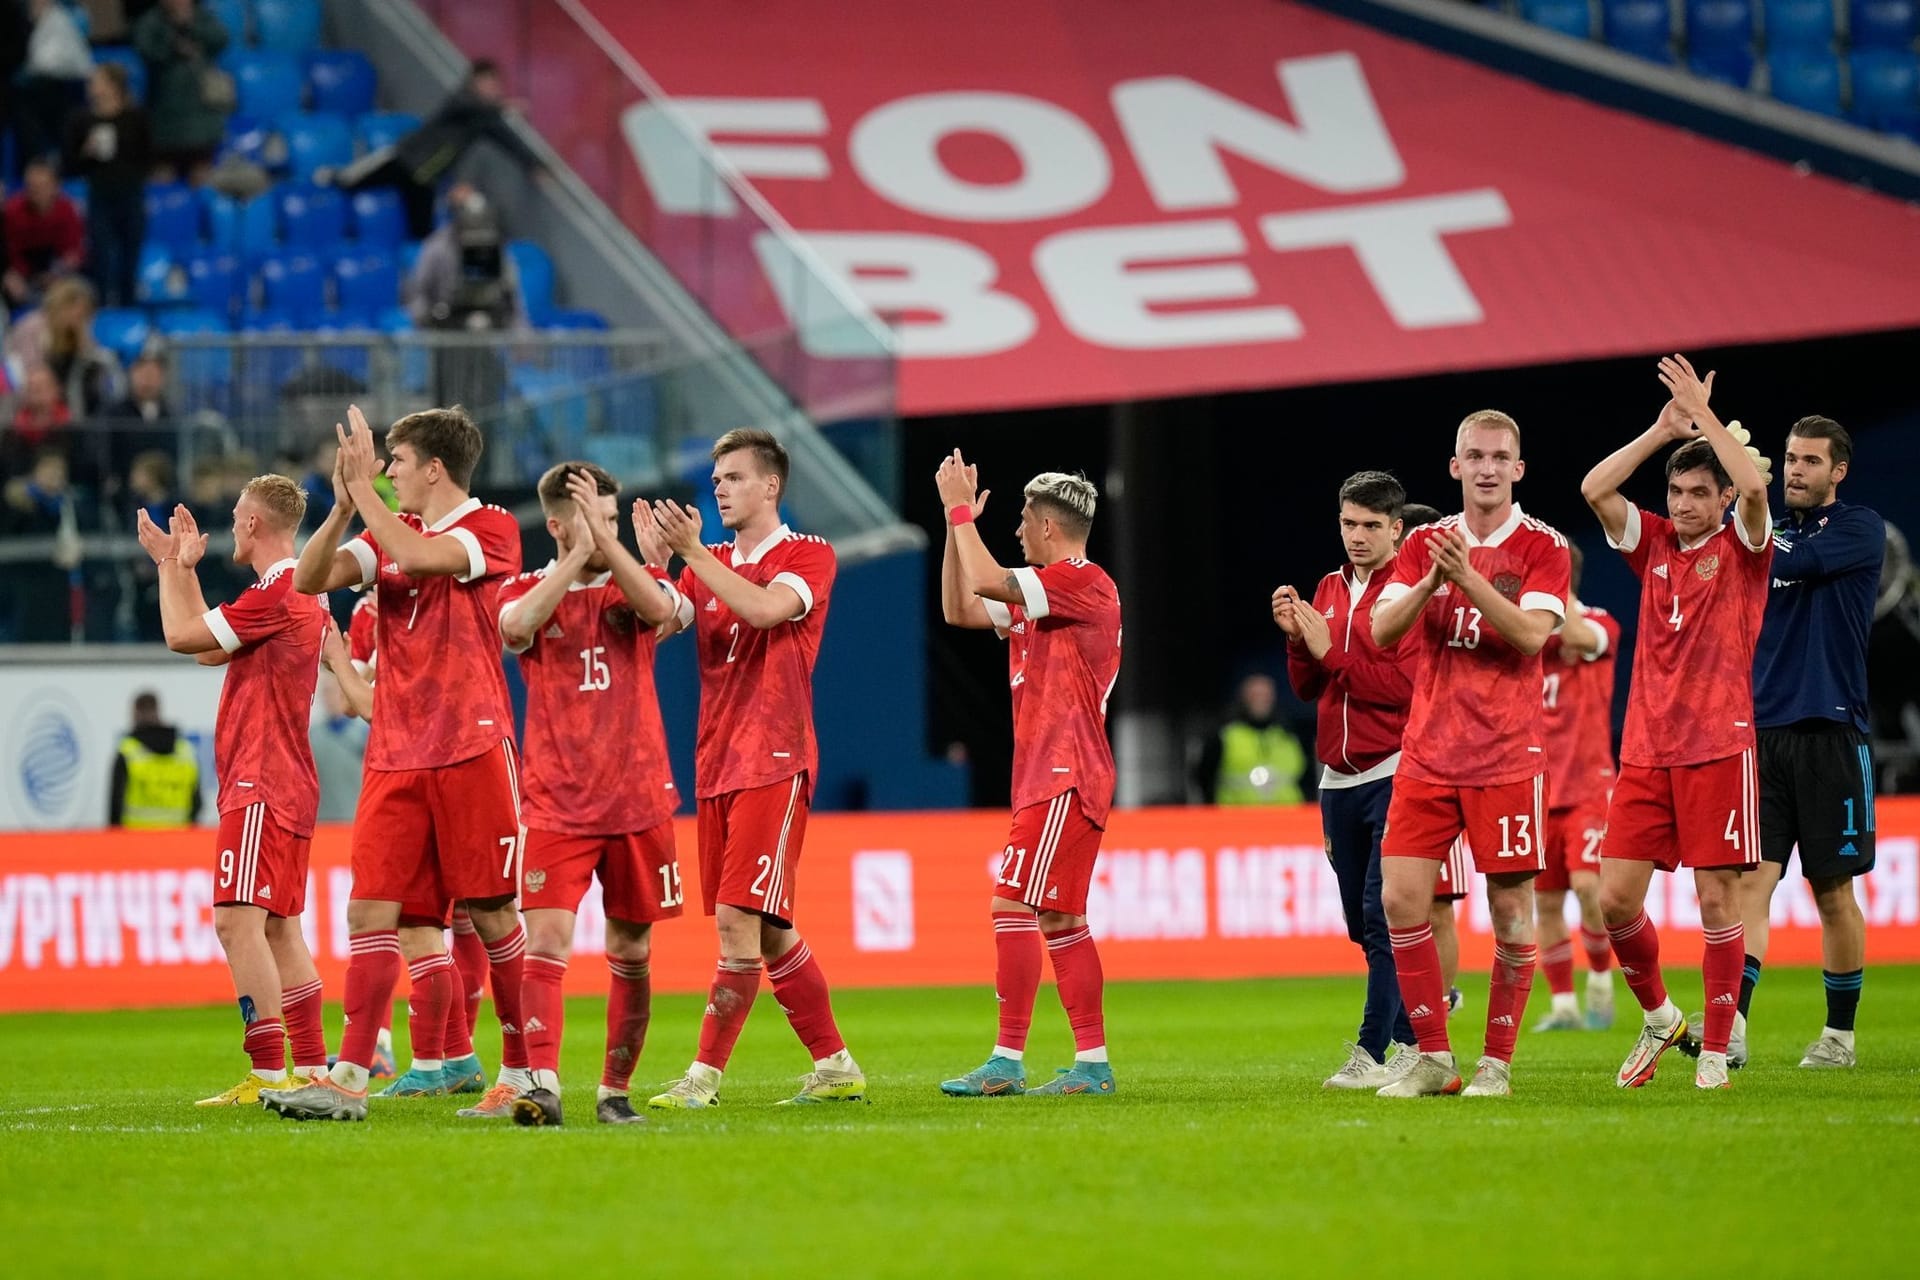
[1728, 414, 1884, 1070]
[109, 689, 200, 828]
[1276, 469, 1422, 1089]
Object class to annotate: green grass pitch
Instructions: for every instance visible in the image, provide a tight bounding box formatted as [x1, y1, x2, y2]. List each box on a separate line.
[4, 967, 1918, 1279]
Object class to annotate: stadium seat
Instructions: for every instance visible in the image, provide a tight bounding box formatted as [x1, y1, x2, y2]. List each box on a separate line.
[143, 183, 201, 253]
[220, 115, 283, 173]
[92, 307, 153, 366]
[374, 304, 414, 333]
[93, 45, 147, 103]
[395, 240, 423, 279]
[154, 305, 230, 336]
[305, 50, 376, 117]
[1762, 0, 1834, 50]
[1853, 0, 1919, 49]
[258, 253, 328, 322]
[278, 183, 347, 248]
[545, 307, 610, 331]
[1849, 49, 1920, 133]
[222, 51, 304, 122]
[507, 239, 556, 326]
[1688, 46, 1757, 86]
[185, 252, 244, 316]
[333, 252, 400, 313]
[1604, 1, 1675, 61]
[1768, 49, 1842, 114]
[280, 111, 355, 182]
[1521, 0, 1594, 40]
[253, 0, 323, 53]
[349, 189, 407, 247]
[355, 110, 419, 154]
[203, 189, 280, 260]
[137, 246, 189, 304]
[1685, 0, 1753, 52]
[239, 306, 297, 332]
[204, 0, 249, 44]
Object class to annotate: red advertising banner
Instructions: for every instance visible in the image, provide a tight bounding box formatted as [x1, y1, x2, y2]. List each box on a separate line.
[498, 0, 1920, 415]
[4, 803, 1916, 1013]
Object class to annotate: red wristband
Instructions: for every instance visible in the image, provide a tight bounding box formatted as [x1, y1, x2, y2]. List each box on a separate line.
[947, 505, 975, 527]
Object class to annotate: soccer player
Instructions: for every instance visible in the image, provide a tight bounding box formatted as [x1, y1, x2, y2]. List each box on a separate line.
[1737, 416, 1883, 1068]
[266, 405, 526, 1123]
[1274, 471, 1418, 1089]
[1580, 356, 1771, 1091]
[1531, 545, 1622, 1032]
[935, 453, 1121, 1097]
[644, 429, 866, 1109]
[499, 465, 684, 1127]
[132, 479, 331, 1104]
[1371, 411, 1570, 1098]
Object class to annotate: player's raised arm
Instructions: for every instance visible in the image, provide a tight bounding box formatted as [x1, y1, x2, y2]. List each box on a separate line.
[937, 451, 1025, 607]
[499, 513, 593, 653]
[321, 614, 374, 720]
[565, 470, 676, 629]
[140, 505, 223, 655]
[1581, 392, 1701, 545]
[336, 405, 475, 579]
[294, 448, 367, 594]
[652, 498, 804, 629]
[1656, 355, 1770, 551]
[938, 454, 996, 629]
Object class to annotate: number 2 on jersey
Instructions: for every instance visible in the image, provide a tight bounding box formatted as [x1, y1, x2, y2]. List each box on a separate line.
[726, 621, 742, 663]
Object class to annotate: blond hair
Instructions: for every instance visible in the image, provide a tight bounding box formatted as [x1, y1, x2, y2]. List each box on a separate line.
[241, 473, 308, 531]
[1024, 471, 1098, 539]
[1455, 409, 1521, 456]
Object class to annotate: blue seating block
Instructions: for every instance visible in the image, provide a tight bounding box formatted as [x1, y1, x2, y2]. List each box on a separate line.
[185, 252, 244, 315]
[1685, 0, 1753, 52]
[305, 50, 376, 117]
[349, 189, 406, 247]
[258, 253, 328, 322]
[355, 111, 419, 154]
[1762, 0, 1834, 51]
[1768, 49, 1842, 115]
[93, 307, 152, 366]
[278, 183, 347, 248]
[280, 111, 355, 182]
[222, 51, 304, 122]
[333, 252, 400, 313]
[1522, 0, 1594, 39]
[1689, 46, 1757, 85]
[204, 0, 249, 44]
[1850, 49, 1920, 132]
[507, 239, 556, 327]
[253, 0, 324, 53]
[1853, 1, 1918, 49]
[1605, 0, 1675, 61]
[137, 246, 189, 304]
[144, 183, 201, 253]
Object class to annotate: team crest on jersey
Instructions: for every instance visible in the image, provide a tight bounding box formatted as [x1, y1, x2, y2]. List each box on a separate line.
[525, 869, 547, 893]
[1694, 554, 1720, 581]
[1491, 572, 1523, 602]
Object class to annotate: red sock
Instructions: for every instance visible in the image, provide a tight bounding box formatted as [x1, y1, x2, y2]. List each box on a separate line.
[522, 952, 568, 1074]
[993, 911, 1042, 1052]
[281, 978, 326, 1069]
[695, 958, 762, 1071]
[443, 952, 475, 1060]
[1043, 925, 1106, 1053]
[1485, 942, 1538, 1064]
[1606, 910, 1669, 1012]
[406, 953, 453, 1061]
[243, 1016, 286, 1074]
[1389, 924, 1451, 1054]
[451, 911, 488, 1039]
[604, 958, 653, 1089]
[1701, 922, 1744, 1054]
[1579, 924, 1614, 974]
[484, 923, 530, 1069]
[339, 930, 402, 1070]
[767, 940, 847, 1060]
[1540, 939, 1575, 996]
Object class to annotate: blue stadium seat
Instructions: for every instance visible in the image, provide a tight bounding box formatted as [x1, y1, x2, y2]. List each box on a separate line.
[545, 308, 609, 331]
[1762, 0, 1834, 50]
[137, 246, 189, 304]
[155, 306, 234, 394]
[1685, 0, 1753, 52]
[1854, 1, 1918, 49]
[222, 51, 304, 122]
[61, 179, 88, 213]
[1521, 0, 1594, 39]
[219, 115, 281, 172]
[507, 240, 556, 326]
[280, 111, 354, 182]
[143, 183, 201, 253]
[203, 189, 280, 260]
[1768, 49, 1842, 114]
[278, 183, 347, 248]
[375, 304, 413, 333]
[240, 307, 298, 332]
[355, 111, 419, 154]
[1605, 1, 1675, 61]
[185, 252, 244, 315]
[305, 50, 376, 117]
[204, 0, 249, 44]
[1689, 46, 1757, 85]
[253, 0, 323, 53]
[154, 305, 231, 337]
[333, 252, 400, 313]
[396, 240, 422, 279]
[349, 189, 406, 247]
[93, 45, 147, 103]
[1850, 49, 1920, 133]
[258, 253, 328, 321]
[93, 308, 153, 366]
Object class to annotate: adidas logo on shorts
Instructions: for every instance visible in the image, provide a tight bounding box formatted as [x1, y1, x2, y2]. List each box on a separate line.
[1046, 887, 1059, 901]
[258, 885, 272, 902]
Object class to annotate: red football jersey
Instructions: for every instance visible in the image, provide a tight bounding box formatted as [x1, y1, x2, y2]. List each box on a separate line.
[983, 559, 1123, 827]
[1381, 507, 1571, 788]
[499, 565, 681, 834]
[346, 592, 377, 675]
[345, 498, 522, 771]
[1541, 605, 1620, 809]
[202, 558, 325, 834]
[1613, 505, 1772, 767]
[673, 525, 833, 799]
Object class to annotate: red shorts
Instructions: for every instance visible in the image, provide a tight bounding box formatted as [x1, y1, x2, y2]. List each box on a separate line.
[214, 803, 311, 917]
[522, 822, 685, 924]
[351, 741, 523, 914]
[1436, 834, 1471, 902]
[1604, 752, 1760, 872]
[1536, 802, 1609, 893]
[995, 791, 1104, 917]
[698, 773, 809, 924]
[1383, 772, 1549, 877]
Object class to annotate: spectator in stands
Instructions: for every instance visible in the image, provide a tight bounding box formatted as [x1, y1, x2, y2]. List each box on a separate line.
[1194, 673, 1310, 805]
[2, 158, 86, 307]
[7, 276, 127, 416]
[340, 59, 550, 239]
[17, 0, 92, 166]
[103, 348, 171, 470]
[0, 448, 82, 642]
[126, 447, 175, 528]
[64, 63, 152, 307]
[6, 361, 72, 466]
[108, 689, 202, 828]
[133, 0, 231, 182]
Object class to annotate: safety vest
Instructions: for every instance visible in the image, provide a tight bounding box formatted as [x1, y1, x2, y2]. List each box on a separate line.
[118, 736, 199, 828]
[1215, 722, 1305, 806]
